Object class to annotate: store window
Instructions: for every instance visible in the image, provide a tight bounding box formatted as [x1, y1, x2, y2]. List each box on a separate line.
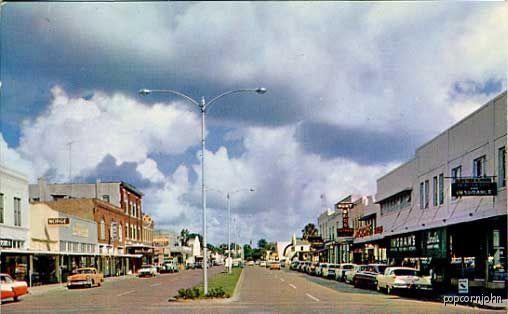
[499, 147, 506, 188]
[473, 155, 486, 177]
[0, 193, 4, 224]
[13, 197, 21, 226]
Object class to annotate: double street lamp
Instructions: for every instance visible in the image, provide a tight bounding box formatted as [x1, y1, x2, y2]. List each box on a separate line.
[138, 87, 266, 295]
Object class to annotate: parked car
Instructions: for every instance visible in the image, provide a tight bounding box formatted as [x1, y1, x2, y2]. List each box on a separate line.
[1, 273, 28, 301]
[344, 265, 370, 284]
[280, 260, 286, 268]
[316, 263, 327, 277]
[67, 268, 104, 288]
[301, 261, 311, 273]
[335, 263, 356, 281]
[353, 264, 387, 289]
[290, 261, 299, 270]
[308, 262, 319, 275]
[376, 267, 426, 294]
[138, 265, 158, 277]
[270, 261, 281, 270]
[246, 261, 255, 266]
[323, 263, 340, 279]
[260, 261, 267, 267]
[160, 262, 179, 273]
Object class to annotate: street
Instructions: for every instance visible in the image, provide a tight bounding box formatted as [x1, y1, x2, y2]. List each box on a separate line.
[2, 266, 491, 313]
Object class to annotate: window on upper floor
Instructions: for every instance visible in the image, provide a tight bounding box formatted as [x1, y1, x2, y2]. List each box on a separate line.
[473, 155, 487, 177]
[0, 193, 4, 224]
[420, 182, 425, 209]
[451, 166, 462, 200]
[13, 197, 21, 226]
[424, 180, 430, 209]
[438, 173, 444, 205]
[433, 176, 438, 207]
[100, 218, 105, 240]
[499, 147, 506, 188]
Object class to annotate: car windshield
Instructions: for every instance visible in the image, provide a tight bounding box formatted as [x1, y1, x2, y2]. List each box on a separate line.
[393, 269, 418, 276]
[76, 269, 93, 274]
[1, 275, 13, 283]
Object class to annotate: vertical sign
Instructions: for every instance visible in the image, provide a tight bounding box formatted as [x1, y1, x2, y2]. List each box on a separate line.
[458, 278, 468, 294]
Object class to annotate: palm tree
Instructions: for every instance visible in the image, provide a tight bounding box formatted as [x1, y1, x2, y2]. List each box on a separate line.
[180, 228, 190, 246]
[302, 223, 318, 240]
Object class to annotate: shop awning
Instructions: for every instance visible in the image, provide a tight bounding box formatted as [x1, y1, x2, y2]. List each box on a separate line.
[0, 249, 142, 258]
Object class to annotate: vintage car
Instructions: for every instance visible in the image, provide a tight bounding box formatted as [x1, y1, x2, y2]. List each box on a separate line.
[352, 264, 387, 289]
[322, 263, 340, 279]
[67, 268, 103, 288]
[376, 267, 430, 294]
[308, 262, 319, 275]
[344, 265, 370, 284]
[160, 262, 179, 273]
[259, 261, 267, 267]
[270, 261, 281, 270]
[1, 273, 28, 301]
[138, 265, 158, 277]
[246, 260, 255, 266]
[335, 263, 356, 281]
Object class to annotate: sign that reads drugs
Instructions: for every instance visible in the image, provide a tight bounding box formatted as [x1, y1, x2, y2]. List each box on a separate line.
[48, 217, 70, 226]
[337, 227, 354, 237]
[451, 178, 497, 197]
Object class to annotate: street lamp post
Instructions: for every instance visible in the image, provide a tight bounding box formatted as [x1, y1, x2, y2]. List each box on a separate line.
[138, 87, 266, 295]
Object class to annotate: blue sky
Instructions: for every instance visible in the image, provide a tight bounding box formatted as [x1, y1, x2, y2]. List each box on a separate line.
[0, 2, 506, 244]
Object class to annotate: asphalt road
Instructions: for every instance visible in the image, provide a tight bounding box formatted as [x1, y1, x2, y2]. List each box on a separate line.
[1, 266, 494, 313]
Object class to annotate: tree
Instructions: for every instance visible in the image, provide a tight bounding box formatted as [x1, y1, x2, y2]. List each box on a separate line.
[257, 238, 268, 249]
[251, 248, 263, 261]
[302, 223, 318, 240]
[243, 244, 253, 260]
[180, 228, 190, 246]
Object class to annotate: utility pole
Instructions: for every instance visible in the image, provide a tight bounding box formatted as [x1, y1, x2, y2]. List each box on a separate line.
[66, 141, 74, 181]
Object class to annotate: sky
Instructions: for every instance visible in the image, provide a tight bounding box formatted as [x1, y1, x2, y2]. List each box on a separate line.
[0, 2, 506, 245]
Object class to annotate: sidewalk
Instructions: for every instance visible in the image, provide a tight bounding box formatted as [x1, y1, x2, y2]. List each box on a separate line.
[28, 274, 137, 296]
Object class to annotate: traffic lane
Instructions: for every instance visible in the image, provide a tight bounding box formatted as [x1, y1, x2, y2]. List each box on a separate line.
[2, 267, 223, 313]
[278, 269, 486, 313]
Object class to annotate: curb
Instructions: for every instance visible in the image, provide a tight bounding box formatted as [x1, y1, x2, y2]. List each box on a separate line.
[229, 268, 245, 302]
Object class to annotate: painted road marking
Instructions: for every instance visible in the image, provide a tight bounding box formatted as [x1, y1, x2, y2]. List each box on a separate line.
[306, 293, 320, 302]
[150, 283, 161, 287]
[117, 290, 135, 297]
[280, 278, 285, 282]
[289, 283, 296, 289]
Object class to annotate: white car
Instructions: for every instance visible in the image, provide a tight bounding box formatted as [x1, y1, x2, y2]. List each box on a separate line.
[335, 263, 356, 281]
[138, 265, 157, 277]
[260, 261, 267, 267]
[344, 265, 369, 284]
[323, 263, 339, 279]
[376, 267, 431, 294]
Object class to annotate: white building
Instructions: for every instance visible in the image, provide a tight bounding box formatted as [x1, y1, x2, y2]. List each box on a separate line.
[0, 165, 30, 281]
[375, 91, 506, 291]
[0, 166, 29, 250]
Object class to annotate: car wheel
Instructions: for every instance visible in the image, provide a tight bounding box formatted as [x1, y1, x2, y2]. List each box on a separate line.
[376, 284, 381, 292]
[387, 285, 392, 295]
[13, 295, 19, 302]
[353, 278, 359, 288]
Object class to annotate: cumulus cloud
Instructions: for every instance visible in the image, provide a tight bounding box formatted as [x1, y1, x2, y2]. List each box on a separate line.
[0, 133, 35, 179]
[17, 86, 200, 182]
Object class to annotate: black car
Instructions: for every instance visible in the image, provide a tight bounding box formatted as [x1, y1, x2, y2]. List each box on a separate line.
[353, 264, 387, 289]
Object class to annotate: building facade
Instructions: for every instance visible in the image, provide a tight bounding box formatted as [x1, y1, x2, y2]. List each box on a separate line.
[0, 166, 30, 282]
[374, 91, 507, 291]
[29, 203, 99, 285]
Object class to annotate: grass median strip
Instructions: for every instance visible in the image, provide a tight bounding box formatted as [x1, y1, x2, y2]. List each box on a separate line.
[174, 268, 243, 300]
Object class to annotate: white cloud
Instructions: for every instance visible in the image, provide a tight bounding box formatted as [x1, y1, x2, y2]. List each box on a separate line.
[0, 133, 35, 180]
[136, 158, 165, 184]
[17, 86, 201, 182]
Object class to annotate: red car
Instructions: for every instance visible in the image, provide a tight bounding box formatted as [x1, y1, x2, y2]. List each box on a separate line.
[1, 273, 28, 302]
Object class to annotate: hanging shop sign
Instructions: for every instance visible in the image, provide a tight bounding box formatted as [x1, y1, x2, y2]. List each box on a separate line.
[354, 225, 373, 238]
[389, 233, 419, 256]
[451, 178, 497, 197]
[422, 228, 447, 258]
[48, 217, 70, 226]
[336, 202, 354, 228]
